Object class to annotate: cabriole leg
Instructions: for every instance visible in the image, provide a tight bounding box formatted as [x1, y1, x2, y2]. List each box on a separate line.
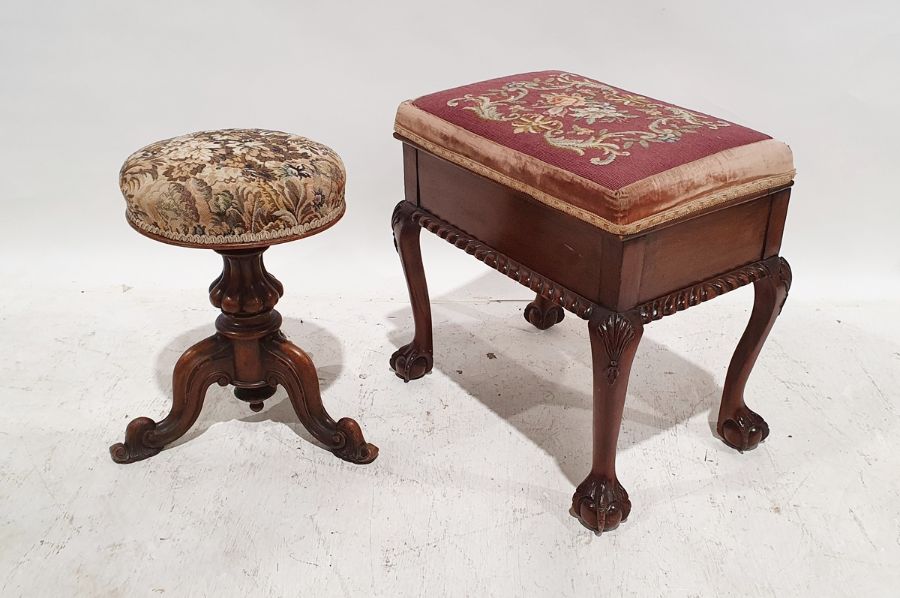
[718, 258, 792, 451]
[389, 201, 434, 382]
[572, 311, 643, 533]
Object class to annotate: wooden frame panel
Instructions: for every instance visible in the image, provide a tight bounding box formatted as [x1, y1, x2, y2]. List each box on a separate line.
[415, 148, 604, 301]
[405, 140, 791, 311]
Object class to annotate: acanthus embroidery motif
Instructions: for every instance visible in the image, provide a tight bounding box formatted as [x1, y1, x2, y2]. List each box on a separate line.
[446, 72, 731, 167]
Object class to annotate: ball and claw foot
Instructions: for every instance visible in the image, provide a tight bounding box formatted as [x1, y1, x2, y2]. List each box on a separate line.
[109, 417, 162, 464]
[235, 385, 277, 412]
[330, 418, 379, 464]
[389, 343, 433, 382]
[571, 473, 632, 534]
[524, 299, 565, 330]
[718, 406, 770, 452]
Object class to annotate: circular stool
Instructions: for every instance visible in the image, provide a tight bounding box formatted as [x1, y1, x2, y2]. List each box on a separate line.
[110, 129, 377, 465]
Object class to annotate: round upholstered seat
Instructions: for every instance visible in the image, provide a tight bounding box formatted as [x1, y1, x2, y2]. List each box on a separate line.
[119, 129, 346, 248]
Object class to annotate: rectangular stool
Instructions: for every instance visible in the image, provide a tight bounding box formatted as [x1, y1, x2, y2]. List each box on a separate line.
[389, 71, 794, 533]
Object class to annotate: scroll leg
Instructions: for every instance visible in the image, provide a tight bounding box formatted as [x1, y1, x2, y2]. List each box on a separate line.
[110, 334, 233, 464]
[264, 334, 378, 464]
[572, 312, 643, 533]
[389, 201, 433, 382]
[718, 258, 792, 451]
[524, 293, 565, 330]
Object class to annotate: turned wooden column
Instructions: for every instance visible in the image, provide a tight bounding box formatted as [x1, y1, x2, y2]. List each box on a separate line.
[211, 248, 284, 411]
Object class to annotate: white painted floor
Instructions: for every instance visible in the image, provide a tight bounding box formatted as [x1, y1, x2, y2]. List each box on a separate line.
[1, 284, 898, 597]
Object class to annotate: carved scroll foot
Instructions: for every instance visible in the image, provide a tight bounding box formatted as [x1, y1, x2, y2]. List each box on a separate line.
[109, 334, 232, 464]
[524, 294, 565, 330]
[389, 343, 433, 382]
[265, 334, 378, 464]
[571, 473, 632, 533]
[109, 417, 162, 464]
[718, 405, 770, 452]
[331, 417, 379, 464]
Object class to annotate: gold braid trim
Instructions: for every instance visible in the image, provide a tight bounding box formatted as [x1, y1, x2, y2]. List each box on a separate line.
[126, 203, 345, 249]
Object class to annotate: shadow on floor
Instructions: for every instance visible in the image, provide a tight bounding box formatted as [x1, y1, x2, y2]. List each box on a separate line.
[141, 272, 732, 479]
[150, 316, 341, 450]
[386, 272, 727, 486]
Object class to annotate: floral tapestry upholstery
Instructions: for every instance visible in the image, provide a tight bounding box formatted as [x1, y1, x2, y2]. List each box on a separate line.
[395, 71, 794, 234]
[120, 129, 346, 248]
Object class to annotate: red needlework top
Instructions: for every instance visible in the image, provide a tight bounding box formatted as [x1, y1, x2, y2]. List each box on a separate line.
[412, 71, 770, 189]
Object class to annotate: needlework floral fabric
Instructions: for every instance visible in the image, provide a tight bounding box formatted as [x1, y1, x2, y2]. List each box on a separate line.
[411, 71, 771, 189]
[120, 129, 345, 247]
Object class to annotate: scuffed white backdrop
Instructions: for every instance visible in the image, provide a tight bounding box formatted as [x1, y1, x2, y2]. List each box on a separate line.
[1, 0, 898, 301]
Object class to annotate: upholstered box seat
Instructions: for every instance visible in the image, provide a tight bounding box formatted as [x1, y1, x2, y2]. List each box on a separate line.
[119, 129, 346, 248]
[390, 71, 796, 533]
[395, 71, 794, 235]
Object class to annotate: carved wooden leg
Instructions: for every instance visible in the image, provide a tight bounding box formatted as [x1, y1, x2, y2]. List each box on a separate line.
[572, 311, 643, 533]
[718, 258, 792, 451]
[111, 247, 377, 465]
[389, 201, 434, 382]
[264, 333, 378, 464]
[524, 293, 565, 330]
[110, 335, 233, 463]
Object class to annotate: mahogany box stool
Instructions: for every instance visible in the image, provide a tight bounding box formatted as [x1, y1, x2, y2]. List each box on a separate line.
[389, 71, 794, 532]
[110, 129, 377, 465]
